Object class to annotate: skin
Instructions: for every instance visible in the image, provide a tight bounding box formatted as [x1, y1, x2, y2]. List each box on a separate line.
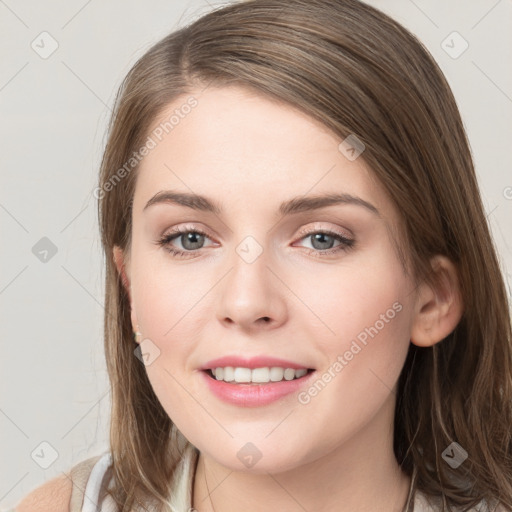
[113, 86, 463, 512]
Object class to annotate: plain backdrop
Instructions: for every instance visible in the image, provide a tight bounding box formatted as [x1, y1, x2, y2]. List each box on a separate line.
[1, 0, 511, 509]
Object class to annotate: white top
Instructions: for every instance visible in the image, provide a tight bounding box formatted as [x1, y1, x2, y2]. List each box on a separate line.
[80, 444, 501, 512]
[80, 443, 200, 512]
[81, 452, 115, 512]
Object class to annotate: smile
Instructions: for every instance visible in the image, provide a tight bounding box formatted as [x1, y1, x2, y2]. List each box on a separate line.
[201, 367, 316, 407]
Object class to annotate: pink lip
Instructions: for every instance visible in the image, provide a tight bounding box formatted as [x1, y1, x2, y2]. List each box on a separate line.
[200, 368, 316, 407]
[200, 355, 314, 370]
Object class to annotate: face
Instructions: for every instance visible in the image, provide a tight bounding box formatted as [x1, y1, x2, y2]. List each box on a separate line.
[116, 85, 418, 473]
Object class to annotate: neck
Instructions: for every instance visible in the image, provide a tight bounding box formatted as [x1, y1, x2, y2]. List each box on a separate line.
[192, 398, 412, 512]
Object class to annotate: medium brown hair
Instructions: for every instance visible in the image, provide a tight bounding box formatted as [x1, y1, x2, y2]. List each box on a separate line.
[97, 0, 512, 510]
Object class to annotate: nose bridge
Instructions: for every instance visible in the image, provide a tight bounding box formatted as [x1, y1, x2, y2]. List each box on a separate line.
[235, 234, 266, 266]
[217, 232, 286, 327]
[227, 233, 272, 301]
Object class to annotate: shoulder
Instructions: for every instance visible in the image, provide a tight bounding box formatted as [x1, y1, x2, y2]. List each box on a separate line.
[14, 453, 108, 512]
[414, 489, 511, 511]
[488, 501, 511, 511]
[15, 473, 72, 512]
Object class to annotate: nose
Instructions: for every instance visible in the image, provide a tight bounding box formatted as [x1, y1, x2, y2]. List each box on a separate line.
[216, 244, 288, 332]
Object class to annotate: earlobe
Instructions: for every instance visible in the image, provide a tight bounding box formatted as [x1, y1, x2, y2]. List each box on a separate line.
[410, 255, 464, 348]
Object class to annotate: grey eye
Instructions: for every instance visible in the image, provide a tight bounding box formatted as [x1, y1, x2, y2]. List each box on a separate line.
[308, 233, 337, 251]
[179, 232, 206, 250]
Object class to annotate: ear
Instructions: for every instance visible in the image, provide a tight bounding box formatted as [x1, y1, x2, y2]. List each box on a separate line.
[113, 245, 140, 340]
[410, 255, 463, 347]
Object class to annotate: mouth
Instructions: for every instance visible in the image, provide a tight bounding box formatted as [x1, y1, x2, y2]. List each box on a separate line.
[200, 366, 317, 407]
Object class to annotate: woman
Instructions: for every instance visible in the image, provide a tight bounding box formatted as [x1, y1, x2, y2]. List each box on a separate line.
[14, 0, 512, 510]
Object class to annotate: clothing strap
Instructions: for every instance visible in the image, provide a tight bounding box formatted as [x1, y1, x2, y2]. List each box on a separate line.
[67, 454, 104, 512]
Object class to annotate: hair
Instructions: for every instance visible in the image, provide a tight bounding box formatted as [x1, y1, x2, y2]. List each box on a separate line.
[96, 0, 512, 510]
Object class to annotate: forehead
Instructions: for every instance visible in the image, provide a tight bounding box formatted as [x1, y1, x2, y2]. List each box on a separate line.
[133, 85, 393, 222]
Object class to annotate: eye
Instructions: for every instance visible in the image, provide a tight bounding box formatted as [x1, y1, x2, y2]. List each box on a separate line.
[155, 225, 213, 258]
[293, 228, 355, 257]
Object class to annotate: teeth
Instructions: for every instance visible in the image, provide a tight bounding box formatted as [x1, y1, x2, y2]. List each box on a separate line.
[211, 367, 309, 384]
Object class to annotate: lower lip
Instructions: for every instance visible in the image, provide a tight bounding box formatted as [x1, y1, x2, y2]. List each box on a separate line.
[200, 369, 316, 407]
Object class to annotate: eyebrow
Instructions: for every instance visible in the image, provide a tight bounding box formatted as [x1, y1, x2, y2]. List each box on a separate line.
[143, 190, 381, 217]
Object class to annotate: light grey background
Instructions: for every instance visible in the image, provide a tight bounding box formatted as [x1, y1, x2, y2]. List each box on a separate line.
[1, 0, 511, 509]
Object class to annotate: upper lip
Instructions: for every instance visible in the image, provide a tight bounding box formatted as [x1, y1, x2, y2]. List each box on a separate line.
[200, 355, 315, 371]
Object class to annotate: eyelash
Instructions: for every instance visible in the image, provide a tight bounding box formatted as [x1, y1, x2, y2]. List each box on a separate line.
[155, 224, 355, 259]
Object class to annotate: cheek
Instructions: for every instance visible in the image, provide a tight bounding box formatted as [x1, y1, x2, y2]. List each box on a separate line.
[132, 267, 203, 415]
[131, 247, 209, 340]
[294, 249, 410, 349]
[130, 257, 216, 419]
[292, 247, 412, 395]
[284, 271, 412, 457]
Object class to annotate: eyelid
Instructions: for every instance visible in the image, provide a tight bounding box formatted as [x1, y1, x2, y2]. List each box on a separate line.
[294, 222, 353, 241]
[159, 221, 352, 243]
